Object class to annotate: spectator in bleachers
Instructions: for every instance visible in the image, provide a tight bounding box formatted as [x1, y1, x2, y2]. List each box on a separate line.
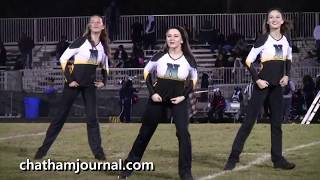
[221, 52, 234, 83]
[209, 28, 221, 52]
[233, 36, 249, 58]
[34, 15, 109, 161]
[227, 29, 241, 47]
[131, 21, 144, 44]
[232, 53, 244, 83]
[183, 24, 193, 43]
[302, 75, 316, 109]
[201, 73, 209, 89]
[231, 37, 248, 83]
[232, 87, 243, 103]
[114, 45, 128, 67]
[224, 8, 295, 170]
[210, 29, 225, 53]
[0, 40, 7, 66]
[131, 42, 144, 68]
[18, 33, 35, 69]
[200, 73, 209, 101]
[222, 44, 233, 56]
[291, 89, 306, 121]
[214, 52, 225, 67]
[225, 53, 235, 67]
[55, 35, 70, 63]
[216, 29, 225, 47]
[282, 80, 295, 123]
[199, 20, 214, 45]
[119, 78, 138, 123]
[208, 88, 226, 122]
[143, 15, 156, 52]
[103, 0, 120, 41]
[231, 87, 244, 120]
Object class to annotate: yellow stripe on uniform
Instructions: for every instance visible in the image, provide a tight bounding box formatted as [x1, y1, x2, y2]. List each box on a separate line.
[60, 62, 67, 71]
[74, 59, 100, 65]
[192, 79, 197, 88]
[260, 56, 287, 62]
[245, 59, 252, 68]
[144, 71, 149, 80]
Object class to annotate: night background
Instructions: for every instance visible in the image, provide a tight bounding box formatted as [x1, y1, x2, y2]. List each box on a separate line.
[0, 0, 318, 18]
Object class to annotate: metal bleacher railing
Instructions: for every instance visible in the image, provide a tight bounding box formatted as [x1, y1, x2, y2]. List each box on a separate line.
[0, 66, 319, 93]
[1, 12, 319, 44]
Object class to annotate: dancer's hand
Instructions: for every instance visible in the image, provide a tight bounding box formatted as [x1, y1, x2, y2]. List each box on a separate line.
[170, 96, 185, 104]
[151, 93, 162, 102]
[256, 79, 269, 89]
[279, 76, 289, 87]
[94, 81, 105, 88]
[69, 81, 79, 87]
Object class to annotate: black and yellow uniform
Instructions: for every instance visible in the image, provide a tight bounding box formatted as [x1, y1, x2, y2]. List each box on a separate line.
[35, 37, 108, 159]
[226, 33, 292, 167]
[122, 52, 198, 179]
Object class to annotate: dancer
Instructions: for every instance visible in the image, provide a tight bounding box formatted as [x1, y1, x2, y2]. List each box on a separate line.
[34, 15, 110, 160]
[119, 26, 197, 180]
[224, 8, 295, 170]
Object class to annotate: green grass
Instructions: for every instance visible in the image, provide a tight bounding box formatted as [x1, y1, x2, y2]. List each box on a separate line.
[0, 123, 319, 180]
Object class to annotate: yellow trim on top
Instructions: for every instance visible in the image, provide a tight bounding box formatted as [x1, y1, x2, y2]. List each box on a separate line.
[157, 76, 186, 82]
[192, 79, 197, 88]
[245, 59, 251, 68]
[144, 72, 149, 80]
[61, 62, 67, 71]
[260, 57, 287, 62]
[74, 59, 99, 65]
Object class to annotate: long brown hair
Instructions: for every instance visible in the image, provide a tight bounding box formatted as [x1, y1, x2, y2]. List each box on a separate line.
[162, 26, 196, 67]
[83, 15, 111, 56]
[263, 8, 290, 35]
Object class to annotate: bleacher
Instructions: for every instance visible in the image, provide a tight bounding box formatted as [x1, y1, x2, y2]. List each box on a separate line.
[2, 40, 218, 69]
[1, 12, 320, 119]
[1, 38, 320, 92]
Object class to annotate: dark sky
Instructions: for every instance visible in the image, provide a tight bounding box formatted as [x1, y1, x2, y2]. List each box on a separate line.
[0, 0, 318, 18]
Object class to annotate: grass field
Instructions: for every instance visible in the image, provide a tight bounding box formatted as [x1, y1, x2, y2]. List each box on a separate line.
[0, 123, 319, 180]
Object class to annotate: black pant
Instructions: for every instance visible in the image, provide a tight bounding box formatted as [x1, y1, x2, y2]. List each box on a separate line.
[125, 99, 192, 178]
[228, 84, 284, 163]
[37, 85, 104, 156]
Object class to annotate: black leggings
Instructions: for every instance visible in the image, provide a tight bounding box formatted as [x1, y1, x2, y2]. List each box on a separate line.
[37, 85, 104, 156]
[125, 99, 192, 178]
[229, 84, 284, 163]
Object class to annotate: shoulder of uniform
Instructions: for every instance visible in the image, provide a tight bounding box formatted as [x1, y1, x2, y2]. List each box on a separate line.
[185, 54, 197, 68]
[150, 51, 165, 61]
[69, 37, 87, 49]
[253, 33, 269, 48]
[283, 34, 292, 47]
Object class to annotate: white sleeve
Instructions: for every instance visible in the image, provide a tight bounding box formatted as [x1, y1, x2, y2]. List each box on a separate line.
[245, 46, 263, 67]
[189, 67, 198, 87]
[101, 53, 109, 74]
[59, 47, 79, 70]
[287, 45, 292, 61]
[143, 61, 157, 80]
